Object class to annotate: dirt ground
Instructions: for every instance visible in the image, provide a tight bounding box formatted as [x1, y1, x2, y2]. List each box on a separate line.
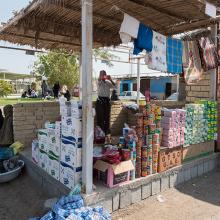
[112, 170, 220, 220]
[1, 170, 220, 220]
[0, 172, 49, 220]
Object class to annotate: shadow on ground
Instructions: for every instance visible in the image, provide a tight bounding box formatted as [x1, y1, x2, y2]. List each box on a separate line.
[176, 170, 220, 206]
[0, 172, 49, 220]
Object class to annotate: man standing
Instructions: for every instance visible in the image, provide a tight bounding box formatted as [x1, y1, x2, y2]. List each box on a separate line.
[96, 70, 115, 138]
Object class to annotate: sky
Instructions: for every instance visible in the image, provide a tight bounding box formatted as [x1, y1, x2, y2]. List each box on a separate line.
[0, 1, 150, 76]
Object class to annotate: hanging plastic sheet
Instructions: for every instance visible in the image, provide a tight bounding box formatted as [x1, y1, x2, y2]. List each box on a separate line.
[184, 41, 203, 85]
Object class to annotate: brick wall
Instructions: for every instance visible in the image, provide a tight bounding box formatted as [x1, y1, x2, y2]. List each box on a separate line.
[185, 72, 211, 102]
[13, 101, 128, 147]
[13, 102, 60, 147]
[110, 102, 127, 136]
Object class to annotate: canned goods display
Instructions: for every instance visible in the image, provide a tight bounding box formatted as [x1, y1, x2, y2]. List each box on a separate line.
[135, 113, 144, 127]
[149, 124, 156, 134]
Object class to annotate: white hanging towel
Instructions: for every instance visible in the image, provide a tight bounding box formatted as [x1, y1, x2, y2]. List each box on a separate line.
[146, 31, 167, 72]
[119, 13, 140, 44]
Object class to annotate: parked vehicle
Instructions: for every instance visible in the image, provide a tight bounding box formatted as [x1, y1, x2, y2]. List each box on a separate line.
[166, 92, 178, 101]
[119, 91, 145, 100]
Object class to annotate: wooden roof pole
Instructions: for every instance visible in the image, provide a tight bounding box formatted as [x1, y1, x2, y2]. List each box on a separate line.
[121, 0, 189, 22]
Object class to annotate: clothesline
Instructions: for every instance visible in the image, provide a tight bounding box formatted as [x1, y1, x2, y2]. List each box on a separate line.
[118, 12, 219, 83]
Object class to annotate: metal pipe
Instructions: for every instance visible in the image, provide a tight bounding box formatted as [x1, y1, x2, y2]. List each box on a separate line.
[81, 0, 93, 194]
[137, 58, 141, 105]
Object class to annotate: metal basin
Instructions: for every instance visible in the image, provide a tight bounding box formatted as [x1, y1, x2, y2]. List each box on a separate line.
[0, 160, 24, 183]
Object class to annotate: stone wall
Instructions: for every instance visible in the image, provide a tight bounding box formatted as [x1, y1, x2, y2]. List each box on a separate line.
[13, 102, 60, 147]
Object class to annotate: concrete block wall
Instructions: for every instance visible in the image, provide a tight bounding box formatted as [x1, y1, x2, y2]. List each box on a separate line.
[13, 102, 60, 147]
[83, 153, 220, 213]
[185, 72, 211, 102]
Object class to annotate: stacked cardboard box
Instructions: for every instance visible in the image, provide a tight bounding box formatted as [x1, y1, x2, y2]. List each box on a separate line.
[32, 100, 83, 190]
[197, 100, 218, 141]
[184, 104, 207, 145]
[161, 109, 186, 148]
[60, 100, 83, 189]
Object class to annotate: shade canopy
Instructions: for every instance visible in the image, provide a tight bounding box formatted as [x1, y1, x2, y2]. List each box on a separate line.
[0, 0, 220, 50]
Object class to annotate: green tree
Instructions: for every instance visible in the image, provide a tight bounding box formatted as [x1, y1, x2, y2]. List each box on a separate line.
[33, 49, 118, 89]
[34, 49, 79, 89]
[93, 49, 119, 67]
[0, 80, 13, 97]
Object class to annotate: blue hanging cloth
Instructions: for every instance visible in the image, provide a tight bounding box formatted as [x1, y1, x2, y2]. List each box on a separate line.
[133, 23, 153, 55]
[166, 37, 183, 74]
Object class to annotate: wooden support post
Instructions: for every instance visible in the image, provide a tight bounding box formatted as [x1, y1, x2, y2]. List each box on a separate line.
[137, 58, 141, 105]
[81, 0, 93, 194]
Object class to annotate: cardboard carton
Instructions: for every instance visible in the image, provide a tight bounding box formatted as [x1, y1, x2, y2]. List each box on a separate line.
[47, 153, 60, 181]
[39, 149, 48, 172]
[61, 139, 82, 167]
[60, 102, 71, 117]
[93, 160, 134, 188]
[61, 116, 82, 138]
[158, 146, 182, 172]
[60, 162, 82, 189]
[32, 140, 39, 164]
[71, 100, 82, 118]
[61, 134, 82, 144]
[38, 129, 48, 142]
[182, 141, 214, 162]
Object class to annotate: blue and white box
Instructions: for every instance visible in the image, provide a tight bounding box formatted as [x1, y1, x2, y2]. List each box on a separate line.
[48, 154, 60, 181]
[61, 138, 82, 168]
[39, 149, 48, 172]
[60, 162, 82, 189]
[71, 100, 82, 119]
[61, 116, 82, 138]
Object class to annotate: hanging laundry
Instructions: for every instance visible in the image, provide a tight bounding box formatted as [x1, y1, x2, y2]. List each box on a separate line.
[119, 13, 140, 44]
[182, 40, 189, 68]
[145, 31, 167, 72]
[184, 41, 203, 85]
[133, 23, 153, 55]
[166, 37, 183, 74]
[198, 36, 218, 71]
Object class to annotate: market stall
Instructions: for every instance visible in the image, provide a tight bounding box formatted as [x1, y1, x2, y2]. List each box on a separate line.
[0, 0, 220, 200]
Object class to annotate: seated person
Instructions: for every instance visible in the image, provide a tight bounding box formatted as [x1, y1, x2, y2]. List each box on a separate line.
[21, 91, 28, 98]
[30, 90, 37, 98]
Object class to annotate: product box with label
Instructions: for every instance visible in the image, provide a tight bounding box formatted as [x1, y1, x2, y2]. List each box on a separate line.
[158, 146, 182, 172]
[38, 129, 48, 142]
[93, 160, 134, 188]
[182, 141, 214, 162]
[61, 138, 82, 168]
[61, 116, 82, 138]
[60, 162, 82, 189]
[39, 149, 48, 172]
[32, 140, 39, 164]
[60, 101, 71, 117]
[38, 129, 48, 152]
[61, 134, 82, 144]
[71, 100, 82, 118]
[47, 153, 60, 181]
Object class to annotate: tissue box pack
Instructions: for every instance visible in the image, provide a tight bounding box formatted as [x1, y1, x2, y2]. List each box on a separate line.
[48, 153, 60, 181]
[39, 149, 48, 172]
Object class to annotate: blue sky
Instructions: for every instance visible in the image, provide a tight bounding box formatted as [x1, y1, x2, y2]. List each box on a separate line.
[0, 1, 150, 76]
